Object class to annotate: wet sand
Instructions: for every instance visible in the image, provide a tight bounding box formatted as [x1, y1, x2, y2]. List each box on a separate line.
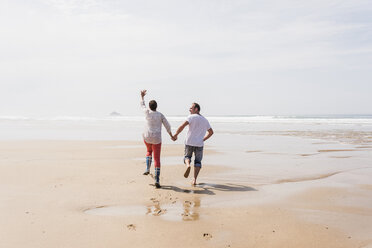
[0, 140, 371, 248]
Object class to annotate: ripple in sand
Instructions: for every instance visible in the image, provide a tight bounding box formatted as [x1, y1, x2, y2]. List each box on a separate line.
[299, 153, 319, 157]
[318, 149, 356, 153]
[275, 171, 342, 184]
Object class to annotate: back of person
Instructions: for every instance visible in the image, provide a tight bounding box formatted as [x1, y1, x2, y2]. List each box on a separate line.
[141, 103, 171, 145]
[145, 111, 165, 135]
[173, 103, 214, 185]
[139, 89, 174, 188]
[185, 114, 211, 147]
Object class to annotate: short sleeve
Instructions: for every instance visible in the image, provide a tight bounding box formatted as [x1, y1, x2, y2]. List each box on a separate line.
[186, 115, 192, 123]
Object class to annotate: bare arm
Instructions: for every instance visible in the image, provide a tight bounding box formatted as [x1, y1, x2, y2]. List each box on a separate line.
[203, 128, 214, 142]
[173, 121, 189, 140]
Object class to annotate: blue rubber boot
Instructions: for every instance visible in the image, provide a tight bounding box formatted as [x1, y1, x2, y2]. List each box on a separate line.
[154, 168, 161, 188]
[143, 156, 152, 175]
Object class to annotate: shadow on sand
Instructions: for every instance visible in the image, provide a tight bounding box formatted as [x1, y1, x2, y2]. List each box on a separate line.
[151, 184, 216, 195]
[153, 183, 257, 195]
[197, 183, 257, 192]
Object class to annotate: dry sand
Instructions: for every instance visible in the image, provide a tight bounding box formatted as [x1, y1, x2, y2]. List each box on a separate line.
[0, 140, 371, 248]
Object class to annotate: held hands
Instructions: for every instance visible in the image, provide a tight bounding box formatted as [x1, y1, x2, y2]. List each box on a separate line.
[169, 131, 178, 141]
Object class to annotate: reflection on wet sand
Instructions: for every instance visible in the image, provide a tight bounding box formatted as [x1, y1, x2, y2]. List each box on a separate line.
[182, 198, 200, 221]
[84, 197, 201, 222]
[146, 200, 167, 216]
[146, 197, 201, 221]
[144, 183, 257, 221]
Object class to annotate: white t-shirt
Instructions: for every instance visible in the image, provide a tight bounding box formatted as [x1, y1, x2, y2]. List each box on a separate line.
[185, 114, 211, 147]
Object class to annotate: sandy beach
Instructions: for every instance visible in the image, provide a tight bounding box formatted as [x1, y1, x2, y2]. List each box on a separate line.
[0, 136, 371, 248]
[2, 0, 372, 246]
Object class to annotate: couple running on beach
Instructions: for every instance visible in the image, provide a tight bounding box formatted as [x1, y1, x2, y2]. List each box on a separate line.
[140, 90, 214, 188]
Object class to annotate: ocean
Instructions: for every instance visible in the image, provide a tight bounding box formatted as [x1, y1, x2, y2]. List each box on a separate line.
[1, 115, 372, 142]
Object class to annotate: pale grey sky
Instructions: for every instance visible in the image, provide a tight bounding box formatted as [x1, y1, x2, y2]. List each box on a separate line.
[0, 0, 371, 116]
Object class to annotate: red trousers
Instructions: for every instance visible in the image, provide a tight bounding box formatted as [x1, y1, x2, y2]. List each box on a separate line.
[144, 140, 161, 168]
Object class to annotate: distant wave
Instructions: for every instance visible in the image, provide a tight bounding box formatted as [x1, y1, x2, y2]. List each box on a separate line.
[1, 115, 372, 125]
[0, 116, 145, 122]
[206, 115, 372, 124]
[0, 115, 31, 120]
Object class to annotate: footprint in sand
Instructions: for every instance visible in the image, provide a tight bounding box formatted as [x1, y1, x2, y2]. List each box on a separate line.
[127, 224, 136, 231]
[146, 200, 167, 216]
[203, 233, 212, 240]
[153, 209, 167, 216]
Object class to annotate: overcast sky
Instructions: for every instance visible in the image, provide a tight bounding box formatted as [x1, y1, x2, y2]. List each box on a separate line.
[0, 0, 371, 117]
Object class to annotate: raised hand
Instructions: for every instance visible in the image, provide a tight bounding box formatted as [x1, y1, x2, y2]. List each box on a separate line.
[140, 90, 147, 98]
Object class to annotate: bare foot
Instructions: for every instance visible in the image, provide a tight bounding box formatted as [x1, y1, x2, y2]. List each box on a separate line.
[191, 178, 196, 186]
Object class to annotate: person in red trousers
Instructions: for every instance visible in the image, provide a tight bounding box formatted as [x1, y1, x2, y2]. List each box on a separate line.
[140, 90, 174, 188]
